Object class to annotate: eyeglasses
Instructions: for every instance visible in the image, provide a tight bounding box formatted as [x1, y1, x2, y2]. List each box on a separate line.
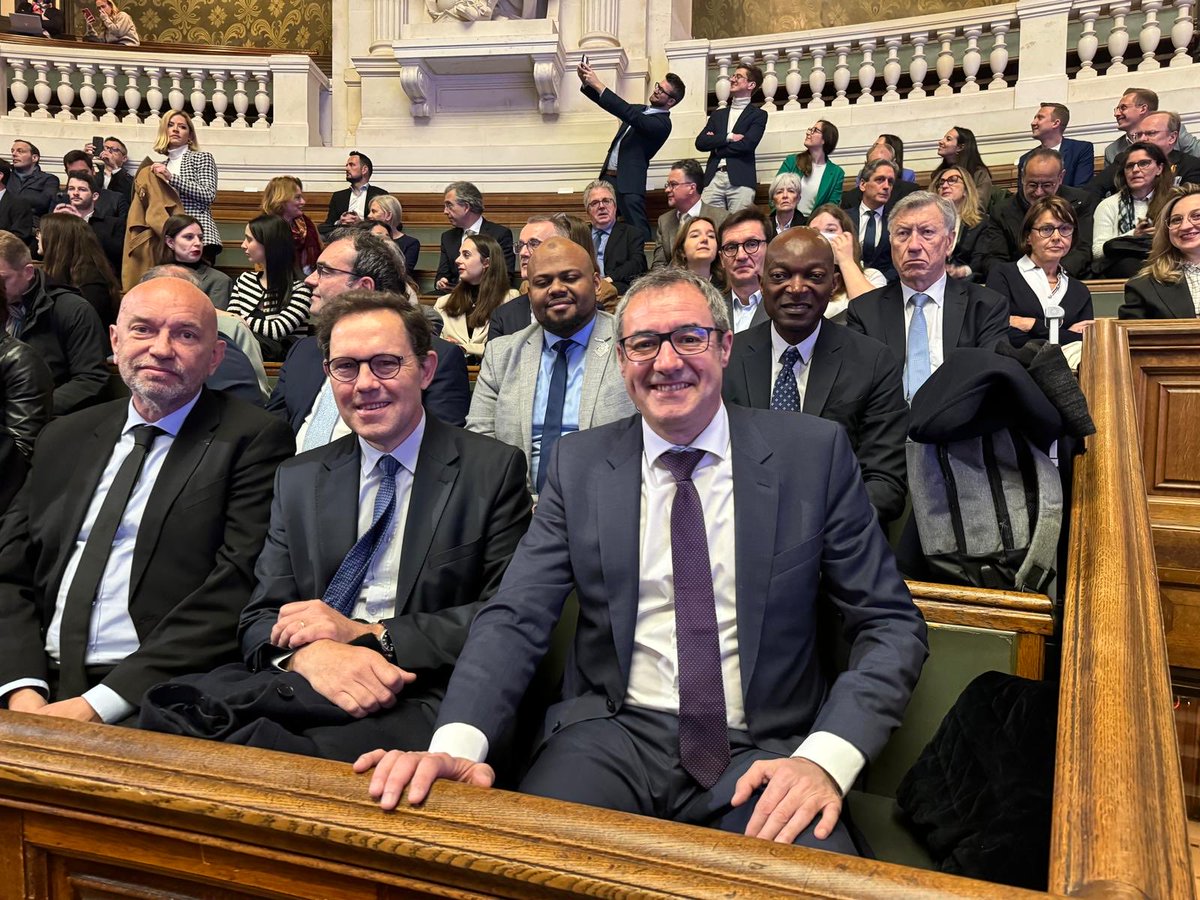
[936, 175, 964, 186]
[314, 261, 359, 280]
[618, 326, 724, 362]
[1032, 223, 1075, 238]
[806, 126, 823, 136]
[1130, 129, 1168, 140]
[729, 73, 747, 83]
[1167, 210, 1200, 229]
[324, 353, 407, 383]
[719, 238, 765, 257]
[665, 180, 692, 190]
[587, 197, 615, 209]
[1124, 158, 1157, 171]
[651, 82, 679, 101]
[1025, 180, 1061, 193]
[516, 238, 544, 253]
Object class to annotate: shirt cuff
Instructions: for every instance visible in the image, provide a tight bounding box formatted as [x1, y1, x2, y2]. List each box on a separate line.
[428, 723, 490, 763]
[0, 678, 49, 705]
[82, 684, 136, 724]
[792, 731, 867, 796]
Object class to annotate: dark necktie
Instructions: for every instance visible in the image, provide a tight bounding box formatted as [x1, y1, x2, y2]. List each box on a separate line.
[862, 210, 878, 258]
[659, 448, 730, 789]
[537, 339, 572, 494]
[322, 455, 401, 617]
[57, 424, 162, 698]
[770, 346, 803, 412]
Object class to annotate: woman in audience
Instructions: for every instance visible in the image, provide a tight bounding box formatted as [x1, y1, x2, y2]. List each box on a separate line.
[435, 232, 515, 358]
[549, 212, 619, 310]
[808, 203, 887, 322]
[150, 111, 219, 262]
[1093, 142, 1173, 278]
[262, 176, 321, 275]
[669, 215, 724, 288]
[931, 165, 1005, 282]
[0, 299, 52, 511]
[986, 195, 1093, 347]
[874, 134, 917, 183]
[89, 0, 138, 44]
[228, 214, 313, 361]
[776, 120, 844, 218]
[767, 172, 803, 237]
[37, 212, 122, 326]
[161, 213, 233, 309]
[364, 222, 425, 306]
[1121, 184, 1200, 319]
[367, 195, 421, 275]
[930, 126, 993, 212]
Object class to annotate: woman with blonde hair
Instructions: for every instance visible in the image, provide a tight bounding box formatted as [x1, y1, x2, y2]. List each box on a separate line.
[669, 215, 724, 288]
[807, 204, 887, 322]
[367, 194, 421, 274]
[1121, 184, 1200, 319]
[88, 0, 138, 44]
[931, 165, 1005, 282]
[435, 233, 516, 358]
[149, 111, 219, 260]
[262, 175, 321, 274]
[37, 212, 122, 326]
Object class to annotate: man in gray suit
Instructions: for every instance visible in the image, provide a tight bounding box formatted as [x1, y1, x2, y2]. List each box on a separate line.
[468, 237, 635, 494]
[652, 159, 728, 268]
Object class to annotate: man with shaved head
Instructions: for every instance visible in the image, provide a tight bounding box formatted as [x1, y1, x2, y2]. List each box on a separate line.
[722, 229, 908, 522]
[468, 236, 635, 493]
[0, 278, 293, 724]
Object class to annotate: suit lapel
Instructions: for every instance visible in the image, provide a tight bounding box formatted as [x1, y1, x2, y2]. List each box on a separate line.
[882, 283, 907, 362]
[316, 436, 362, 589]
[394, 419, 458, 612]
[516, 328, 542, 461]
[129, 391, 221, 599]
[1161, 279, 1197, 318]
[596, 418, 644, 687]
[740, 325, 774, 410]
[802, 323, 841, 416]
[579, 314, 616, 426]
[943, 278, 968, 349]
[728, 406, 778, 699]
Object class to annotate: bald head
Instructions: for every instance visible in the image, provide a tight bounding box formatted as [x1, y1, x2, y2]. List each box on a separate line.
[762, 227, 836, 344]
[527, 236, 601, 337]
[112, 279, 224, 421]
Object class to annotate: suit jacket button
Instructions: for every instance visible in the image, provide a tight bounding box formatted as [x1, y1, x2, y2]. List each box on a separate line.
[276, 683, 295, 699]
[552, 721, 561, 733]
[606, 697, 615, 712]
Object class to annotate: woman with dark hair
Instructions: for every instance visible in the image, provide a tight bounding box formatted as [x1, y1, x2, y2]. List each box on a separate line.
[931, 165, 1006, 282]
[37, 212, 122, 326]
[1093, 141, 1173, 277]
[435, 233, 516, 358]
[874, 134, 916, 182]
[808, 203, 887, 321]
[160, 213, 233, 309]
[1121, 184, 1200, 319]
[149, 111, 219, 259]
[669, 215, 724, 288]
[367, 194, 421, 274]
[228, 214, 313, 360]
[987, 195, 1093, 348]
[0, 296, 53, 512]
[930, 126, 993, 211]
[262, 175, 321, 274]
[776, 120, 844, 216]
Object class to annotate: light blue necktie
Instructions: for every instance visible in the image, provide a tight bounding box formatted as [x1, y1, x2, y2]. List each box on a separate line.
[906, 292, 932, 403]
[303, 381, 340, 452]
[322, 455, 401, 617]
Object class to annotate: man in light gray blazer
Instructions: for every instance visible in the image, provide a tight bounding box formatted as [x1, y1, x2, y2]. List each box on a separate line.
[652, 159, 728, 268]
[468, 238, 636, 494]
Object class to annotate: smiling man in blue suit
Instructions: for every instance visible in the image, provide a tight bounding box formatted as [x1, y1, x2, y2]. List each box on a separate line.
[356, 267, 927, 855]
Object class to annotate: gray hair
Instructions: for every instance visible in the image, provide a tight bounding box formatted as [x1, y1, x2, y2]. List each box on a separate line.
[769, 171, 803, 198]
[891, 190, 957, 233]
[583, 179, 617, 207]
[525, 213, 572, 237]
[139, 263, 201, 287]
[615, 268, 731, 339]
[858, 157, 900, 185]
[444, 180, 484, 214]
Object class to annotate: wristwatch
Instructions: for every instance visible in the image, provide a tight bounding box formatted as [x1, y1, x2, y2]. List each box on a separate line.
[377, 626, 397, 664]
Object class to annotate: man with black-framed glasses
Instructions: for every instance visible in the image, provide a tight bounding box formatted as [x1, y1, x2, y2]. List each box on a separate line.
[716, 207, 771, 332]
[139, 289, 531, 762]
[578, 60, 685, 244]
[696, 64, 767, 213]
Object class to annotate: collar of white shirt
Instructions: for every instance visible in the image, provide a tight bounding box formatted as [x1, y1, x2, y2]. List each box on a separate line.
[681, 199, 703, 221]
[901, 272, 949, 307]
[858, 203, 881, 219]
[122, 390, 201, 437]
[641, 403, 730, 472]
[731, 288, 762, 309]
[350, 181, 371, 195]
[463, 215, 484, 236]
[770, 319, 822, 366]
[357, 411, 425, 478]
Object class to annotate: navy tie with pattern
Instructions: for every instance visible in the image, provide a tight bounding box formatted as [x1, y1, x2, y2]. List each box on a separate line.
[659, 448, 730, 789]
[770, 346, 802, 412]
[322, 455, 401, 617]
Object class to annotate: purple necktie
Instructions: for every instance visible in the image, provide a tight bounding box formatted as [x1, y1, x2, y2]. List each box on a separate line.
[659, 448, 730, 789]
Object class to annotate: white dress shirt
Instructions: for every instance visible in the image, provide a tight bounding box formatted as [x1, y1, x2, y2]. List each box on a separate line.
[730, 289, 763, 333]
[462, 215, 484, 238]
[769, 321, 822, 407]
[902, 273, 948, 376]
[857, 204, 883, 244]
[348, 182, 372, 218]
[1016, 255, 1069, 315]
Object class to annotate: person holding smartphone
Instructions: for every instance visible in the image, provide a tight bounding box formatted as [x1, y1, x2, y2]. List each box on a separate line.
[15, 0, 65, 38]
[85, 0, 139, 45]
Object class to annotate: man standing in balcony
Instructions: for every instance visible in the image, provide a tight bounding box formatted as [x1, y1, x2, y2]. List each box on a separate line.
[578, 61, 685, 245]
[9, 140, 59, 218]
[1103, 88, 1200, 169]
[320, 152, 386, 240]
[1019, 103, 1094, 189]
[695, 64, 767, 213]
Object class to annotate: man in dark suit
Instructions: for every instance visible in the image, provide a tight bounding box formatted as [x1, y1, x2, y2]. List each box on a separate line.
[435, 181, 516, 291]
[1089, 112, 1200, 200]
[53, 171, 126, 276]
[356, 267, 928, 855]
[0, 278, 293, 724]
[63, 149, 130, 220]
[995, 149, 1096, 278]
[320, 151, 386, 239]
[488, 215, 571, 342]
[1018, 103, 1094, 189]
[9, 139, 59, 217]
[847, 192, 1009, 403]
[90, 136, 134, 199]
[696, 63, 768, 213]
[578, 60, 683, 244]
[840, 146, 919, 212]
[141, 290, 531, 761]
[0, 159, 35, 248]
[723, 229, 907, 523]
[841, 158, 902, 282]
[584, 180, 647, 295]
[269, 231, 470, 439]
[717, 207, 771, 333]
